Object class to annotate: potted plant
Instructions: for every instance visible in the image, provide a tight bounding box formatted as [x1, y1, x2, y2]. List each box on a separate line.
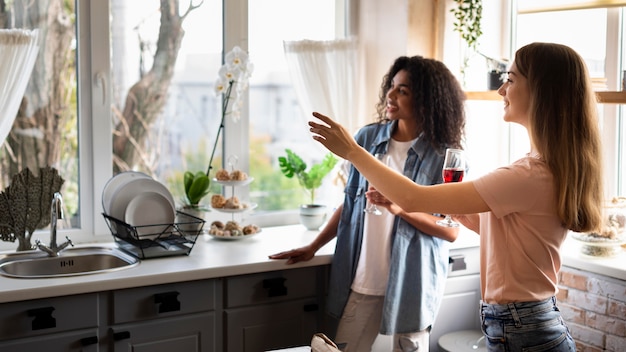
[177, 170, 211, 231]
[450, 0, 483, 87]
[278, 148, 338, 230]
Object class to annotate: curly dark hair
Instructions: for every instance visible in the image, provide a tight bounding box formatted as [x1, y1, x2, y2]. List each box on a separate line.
[374, 56, 466, 150]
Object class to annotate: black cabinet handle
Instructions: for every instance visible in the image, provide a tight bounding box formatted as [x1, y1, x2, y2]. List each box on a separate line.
[27, 306, 56, 330]
[263, 277, 287, 297]
[80, 336, 99, 346]
[449, 255, 467, 271]
[303, 303, 319, 312]
[113, 330, 131, 341]
[154, 291, 181, 313]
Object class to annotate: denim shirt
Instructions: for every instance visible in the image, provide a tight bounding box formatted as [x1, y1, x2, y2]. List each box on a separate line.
[326, 120, 450, 334]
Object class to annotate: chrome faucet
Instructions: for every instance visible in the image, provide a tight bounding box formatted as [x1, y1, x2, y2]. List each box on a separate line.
[36, 192, 73, 256]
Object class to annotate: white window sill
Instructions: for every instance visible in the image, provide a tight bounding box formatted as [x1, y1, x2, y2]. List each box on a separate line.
[561, 235, 626, 281]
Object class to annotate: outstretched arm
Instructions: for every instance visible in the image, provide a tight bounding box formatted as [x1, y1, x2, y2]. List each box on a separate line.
[309, 112, 490, 215]
[269, 203, 343, 264]
[367, 187, 459, 242]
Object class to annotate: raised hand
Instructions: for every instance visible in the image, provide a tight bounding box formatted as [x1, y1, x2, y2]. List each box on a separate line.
[308, 112, 360, 159]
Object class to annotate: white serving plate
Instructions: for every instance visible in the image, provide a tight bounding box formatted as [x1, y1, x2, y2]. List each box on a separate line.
[212, 177, 254, 187]
[102, 171, 151, 213]
[211, 202, 258, 213]
[109, 178, 175, 222]
[207, 229, 261, 241]
[125, 191, 176, 238]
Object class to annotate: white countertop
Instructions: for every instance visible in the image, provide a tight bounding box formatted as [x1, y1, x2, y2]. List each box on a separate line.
[0, 225, 335, 303]
[561, 236, 626, 281]
[0, 225, 622, 304]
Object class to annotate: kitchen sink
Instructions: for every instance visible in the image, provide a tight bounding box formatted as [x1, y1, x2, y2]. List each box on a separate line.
[0, 246, 139, 278]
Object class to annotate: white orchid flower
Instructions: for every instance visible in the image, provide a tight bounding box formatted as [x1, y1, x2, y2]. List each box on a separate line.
[225, 46, 249, 72]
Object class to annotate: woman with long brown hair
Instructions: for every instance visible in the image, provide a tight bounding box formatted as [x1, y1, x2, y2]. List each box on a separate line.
[308, 42, 602, 351]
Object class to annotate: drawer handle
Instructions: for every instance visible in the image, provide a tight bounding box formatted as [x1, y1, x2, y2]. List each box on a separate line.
[80, 335, 99, 346]
[154, 291, 181, 313]
[113, 330, 131, 341]
[263, 277, 288, 297]
[303, 303, 319, 312]
[449, 255, 467, 271]
[27, 306, 56, 330]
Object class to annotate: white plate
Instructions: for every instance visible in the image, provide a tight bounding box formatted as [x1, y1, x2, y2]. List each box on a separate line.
[102, 171, 151, 214]
[109, 178, 175, 222]
[212, 177, 254, 187]
[125, 192, 176, 238]
[211, 202, 257, 213]
[207, 229, 261, 241]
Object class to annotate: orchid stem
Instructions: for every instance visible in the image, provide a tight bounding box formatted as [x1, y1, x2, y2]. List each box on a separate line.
[206, 80, 234, 177]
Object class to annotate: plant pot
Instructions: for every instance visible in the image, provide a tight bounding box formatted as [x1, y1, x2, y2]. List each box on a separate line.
[177, 206, 209, 234]
[299, 204, 328, 231]
[488, 70, 504, 90]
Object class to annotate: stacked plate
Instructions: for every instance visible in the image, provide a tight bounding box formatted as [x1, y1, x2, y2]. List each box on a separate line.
[102, 171, 176, 238]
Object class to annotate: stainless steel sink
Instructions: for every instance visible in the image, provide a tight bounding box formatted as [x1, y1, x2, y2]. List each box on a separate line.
[0, 246, 139, 278]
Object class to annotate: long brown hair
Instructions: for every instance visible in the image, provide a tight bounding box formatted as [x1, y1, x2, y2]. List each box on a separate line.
[375, 56, 466, 150]
[514, 42, 603, 233]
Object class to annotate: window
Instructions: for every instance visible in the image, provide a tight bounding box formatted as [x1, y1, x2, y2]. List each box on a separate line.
[0, 0, 343, 250]
[455, 2, 626, 200]
[514, 2, 625, 197]
[247, 0, 343, 224]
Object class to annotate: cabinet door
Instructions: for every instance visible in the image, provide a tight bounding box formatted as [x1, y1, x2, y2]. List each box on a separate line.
[0, 328, 99, 352]
[110, 311, 215, 352]
[0, 293, 98, 341]
[225, 298, 319, 352]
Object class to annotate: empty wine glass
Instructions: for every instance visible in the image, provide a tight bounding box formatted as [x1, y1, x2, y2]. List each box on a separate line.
[364, 153, 386, 216]
[436, 148, 465, 227]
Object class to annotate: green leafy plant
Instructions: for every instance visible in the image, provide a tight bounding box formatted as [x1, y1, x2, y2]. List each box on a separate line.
[183, 171, 210, 210]
[451, 0, 483, 85]
[278, 149, 338, 205]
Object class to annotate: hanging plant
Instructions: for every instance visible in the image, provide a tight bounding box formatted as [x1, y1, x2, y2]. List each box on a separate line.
[450, 0, 483, 85]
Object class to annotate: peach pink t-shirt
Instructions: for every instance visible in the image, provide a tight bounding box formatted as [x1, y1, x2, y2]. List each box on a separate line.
[473, 156, 567, 304]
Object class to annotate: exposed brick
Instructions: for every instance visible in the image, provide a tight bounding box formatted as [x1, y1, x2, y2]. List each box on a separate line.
[556, 287, 569, 301]
[606, 333, 626, 351]
[561, 302, 585, 325]
[569, 289, 608, 315]
[569, 322, 606, 349]
[588, 276, 626, 302]
[575, 342, 604, 352]
[586, 311, 626, 336]
[608, 298, 626, 322]
[560, 269, 588, 291]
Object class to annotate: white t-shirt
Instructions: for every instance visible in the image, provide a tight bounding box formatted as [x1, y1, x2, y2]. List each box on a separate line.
[351, 138, 415, 296]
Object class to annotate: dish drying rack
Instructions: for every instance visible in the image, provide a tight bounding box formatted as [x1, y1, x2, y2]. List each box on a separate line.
[102, 211, 205, 259]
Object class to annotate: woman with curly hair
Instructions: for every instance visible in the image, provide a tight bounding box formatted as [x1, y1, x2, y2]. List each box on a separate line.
[308, 43, 603, 351]
[271, 55, 466, 351]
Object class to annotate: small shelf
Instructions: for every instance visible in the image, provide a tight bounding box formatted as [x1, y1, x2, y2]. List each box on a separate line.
[466, 90, 626, 104]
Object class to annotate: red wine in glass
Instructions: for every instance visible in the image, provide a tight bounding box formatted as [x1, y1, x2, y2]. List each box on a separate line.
[443, 168, 464, 183]
[437, 148, 465, 227]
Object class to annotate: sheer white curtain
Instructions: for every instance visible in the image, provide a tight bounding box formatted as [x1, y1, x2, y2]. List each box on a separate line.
[0, 29, 39, 145]
[283, 38, 363, 134]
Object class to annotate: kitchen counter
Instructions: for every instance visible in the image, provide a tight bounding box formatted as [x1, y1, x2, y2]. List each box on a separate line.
[561, 235, 626, 281]
[0, 225, 335, 303]
[2, 224, 619, 305]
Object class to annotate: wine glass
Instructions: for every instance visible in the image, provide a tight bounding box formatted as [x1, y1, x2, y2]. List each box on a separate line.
[436, 148, 465, 227]
[364, 153, 386, 216]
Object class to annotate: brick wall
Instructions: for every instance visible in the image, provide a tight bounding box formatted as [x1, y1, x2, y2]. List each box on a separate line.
[557, 266, 626, 351]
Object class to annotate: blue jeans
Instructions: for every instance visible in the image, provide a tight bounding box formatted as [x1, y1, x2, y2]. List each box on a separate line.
[480, 297, 576, 352]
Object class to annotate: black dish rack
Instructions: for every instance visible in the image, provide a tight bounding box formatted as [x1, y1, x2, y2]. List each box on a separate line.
[102, 211, 205, 259]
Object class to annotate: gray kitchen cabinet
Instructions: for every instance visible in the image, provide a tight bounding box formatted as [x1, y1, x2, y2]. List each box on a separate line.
[0, 265, 330, 352]
[108, 312, 214, 351]
[223, 266, 326, 352]
[0, 293, 100, 351]
[105, 279, 218, 351]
